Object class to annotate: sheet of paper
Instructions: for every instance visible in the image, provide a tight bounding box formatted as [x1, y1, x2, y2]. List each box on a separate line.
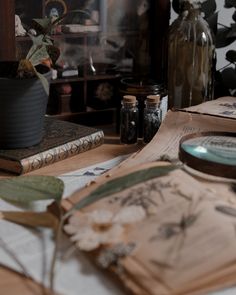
[185, 96, 236, 119]
[66, 165, 236, 295]
[121, 110, 236, 167]
[0, 155, 130, 295]
[59, 154, 131, 198]
[0, 220, 125, 295]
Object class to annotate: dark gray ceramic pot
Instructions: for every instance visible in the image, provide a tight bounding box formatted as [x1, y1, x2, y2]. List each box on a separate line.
[0, 62, 51, 149]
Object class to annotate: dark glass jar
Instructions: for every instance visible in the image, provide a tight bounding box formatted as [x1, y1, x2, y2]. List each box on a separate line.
[120, 95, 139, 144]
[143, 95, 162, 143]
[168, 0, 215, 109]
[119, 77, 162, 136]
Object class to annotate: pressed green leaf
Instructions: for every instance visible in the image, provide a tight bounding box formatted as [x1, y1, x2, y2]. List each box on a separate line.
[0, 176, 64, 203]
[66, 165, 178, 216]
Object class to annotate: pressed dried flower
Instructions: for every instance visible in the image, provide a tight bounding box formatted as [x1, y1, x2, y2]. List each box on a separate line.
[64, 206, 146, 251]
[113, 205, 146, 224]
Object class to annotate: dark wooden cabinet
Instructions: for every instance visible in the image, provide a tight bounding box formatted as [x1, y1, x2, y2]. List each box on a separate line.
[0, 0, 170, 126]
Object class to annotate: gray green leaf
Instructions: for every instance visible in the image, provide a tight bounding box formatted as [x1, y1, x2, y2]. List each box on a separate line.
[66, 165, 178, 217]
[35, 70, 50, 96]
[0, 176, 64, 203]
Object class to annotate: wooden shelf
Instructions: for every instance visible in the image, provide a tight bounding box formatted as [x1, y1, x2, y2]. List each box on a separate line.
[50, 76, 84, 84]
[50, 73, 120, 84]
[10, 0, 170, 127]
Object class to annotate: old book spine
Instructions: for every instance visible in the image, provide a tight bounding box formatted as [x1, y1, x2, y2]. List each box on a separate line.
[18, 130, 104, 174]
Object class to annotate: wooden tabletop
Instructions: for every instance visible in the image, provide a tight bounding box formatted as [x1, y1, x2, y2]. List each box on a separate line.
[0, 136, 142, 295]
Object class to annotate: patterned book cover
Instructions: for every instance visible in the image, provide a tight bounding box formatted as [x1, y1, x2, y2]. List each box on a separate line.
[0, 118, 104, 174]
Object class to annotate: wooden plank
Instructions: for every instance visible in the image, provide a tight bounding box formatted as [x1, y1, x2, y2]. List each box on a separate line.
[0, 0, 16, 61]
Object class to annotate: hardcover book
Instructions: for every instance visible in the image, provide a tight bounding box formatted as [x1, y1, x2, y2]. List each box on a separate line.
[0, 117, 104, 175]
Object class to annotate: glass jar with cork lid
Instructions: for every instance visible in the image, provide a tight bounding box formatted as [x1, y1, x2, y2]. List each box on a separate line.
[120, 95, 139, 144]
[143, 95, 162, 143]
[119, 77, 162, 137]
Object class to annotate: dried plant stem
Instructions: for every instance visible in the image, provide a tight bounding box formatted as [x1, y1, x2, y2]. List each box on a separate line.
[49, 204, 64, 292]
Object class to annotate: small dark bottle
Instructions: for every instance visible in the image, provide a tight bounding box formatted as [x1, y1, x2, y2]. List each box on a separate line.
[143, 95, 161, 143]
[120, 95, 139, 144]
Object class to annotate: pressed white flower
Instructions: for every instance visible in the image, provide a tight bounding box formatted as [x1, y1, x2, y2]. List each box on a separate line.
[76, 235, 100, 251]
[88, 209, 113, 225]
[64, 206, 146, 252]
[113, 205, 146, 224]
[100, 224, 124, 244]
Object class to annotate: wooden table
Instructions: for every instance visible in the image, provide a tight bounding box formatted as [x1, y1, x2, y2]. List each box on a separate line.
[0, 137, 141, 295]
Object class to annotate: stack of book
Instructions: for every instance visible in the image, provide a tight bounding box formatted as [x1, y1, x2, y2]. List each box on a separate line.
[0, 117, 104, 174]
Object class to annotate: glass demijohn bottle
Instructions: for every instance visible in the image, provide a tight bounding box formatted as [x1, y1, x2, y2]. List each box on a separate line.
[120, 95, 139, 144]
[143, 95, 162, 143]
[168, 0, 215, 109]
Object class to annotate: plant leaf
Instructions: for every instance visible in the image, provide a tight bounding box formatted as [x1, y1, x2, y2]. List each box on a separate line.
[224, 0, 236, 8]
[66, 165, 178, 217]
[0, 176, 64, 203]
[202, 0, 217, 18]
[206, 12, 218, 35]
[216, 27, 234, 48]
[27, 44, 50, 66]
[221, 67, 236, 89]
[32, 18, 52, 34]
[1, 211, 59, 229]
[172, 0, 180, 14]
[226, 50, 236, 63]
[46, 45, 60, 65]
[226, 23, 236, 39]
[35, 70, 50, 96]
[28, 35, 52, 48]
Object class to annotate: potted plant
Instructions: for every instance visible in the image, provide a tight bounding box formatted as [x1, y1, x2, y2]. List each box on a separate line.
[0, 17, 60, 149]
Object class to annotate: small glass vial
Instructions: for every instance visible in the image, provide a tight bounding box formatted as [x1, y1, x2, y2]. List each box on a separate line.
[143, 95, 161, 143]
[120, 95, 139, 144]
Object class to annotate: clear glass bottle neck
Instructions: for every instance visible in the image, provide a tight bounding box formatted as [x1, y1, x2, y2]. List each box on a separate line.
[145, 102, 159, 109]
[180, 1, 201, 17]
[122, 101, 138, 108]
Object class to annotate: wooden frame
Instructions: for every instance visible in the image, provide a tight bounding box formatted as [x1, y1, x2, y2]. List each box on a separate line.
[0, 0, 15, 61]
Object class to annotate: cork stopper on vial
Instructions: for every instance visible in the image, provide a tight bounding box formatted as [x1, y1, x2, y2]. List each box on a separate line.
[123, 95, 137, 103]
[146, 95, 160, 104]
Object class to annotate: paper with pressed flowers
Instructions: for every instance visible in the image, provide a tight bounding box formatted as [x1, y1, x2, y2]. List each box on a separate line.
[59, 107, 236, 295]
[63, 161, 236, 295]
[185, 96, 236, 119]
